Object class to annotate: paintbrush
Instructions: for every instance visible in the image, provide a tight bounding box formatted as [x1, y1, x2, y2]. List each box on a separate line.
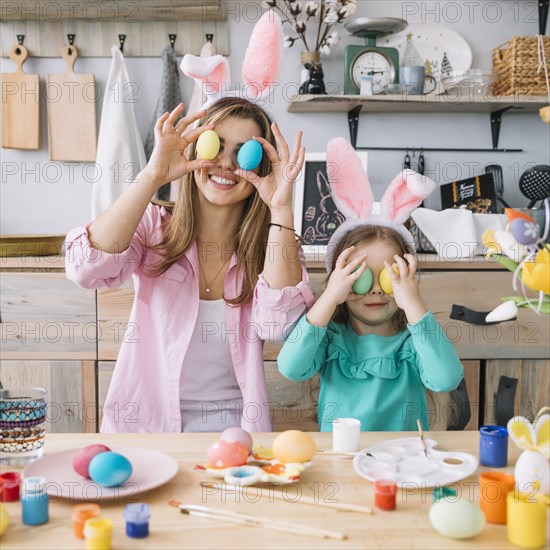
[168, 500, 347, 540]
[200, 481, 373, 514]
[417, 418, 429, 459]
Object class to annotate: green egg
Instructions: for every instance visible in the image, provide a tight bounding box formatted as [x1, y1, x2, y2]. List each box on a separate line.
[352, 267, 373, 295]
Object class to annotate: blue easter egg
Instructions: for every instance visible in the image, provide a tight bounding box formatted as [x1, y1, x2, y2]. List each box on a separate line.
[510, 218, 539, 245]
[88, 451, 132, 487]
[237, 140, 263, 171]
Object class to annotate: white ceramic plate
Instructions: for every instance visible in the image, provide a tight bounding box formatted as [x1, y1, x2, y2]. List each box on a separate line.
[353, 437, 478, 488]
[23, 445, 179, 501]
[381, 22, 473, 94]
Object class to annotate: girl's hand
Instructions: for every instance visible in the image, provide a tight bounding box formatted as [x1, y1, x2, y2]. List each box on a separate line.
[142, 104, 216, 189]
[235, 122, 305, 213]
[324, 246, 369, 306]
[384, 254, 427, 322]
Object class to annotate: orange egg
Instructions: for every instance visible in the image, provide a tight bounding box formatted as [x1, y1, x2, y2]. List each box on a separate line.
[272, 430, 316, 463]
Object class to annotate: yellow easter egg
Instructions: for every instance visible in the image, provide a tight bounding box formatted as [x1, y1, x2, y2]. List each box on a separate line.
[196, 130, 220, 160]
[522, 247, 550, 294]
[0, 502, 8, 536]
[379, 266, 399, 295]
[272, 430, 316, 463]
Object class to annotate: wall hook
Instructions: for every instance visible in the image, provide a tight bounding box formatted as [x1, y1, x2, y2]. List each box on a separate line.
[169, 34, 177, 49]
[67, 34, 75, 46]
[205, 34, 214, 42]
[119, 34, 126, 53]
[16, 34, 25, 45]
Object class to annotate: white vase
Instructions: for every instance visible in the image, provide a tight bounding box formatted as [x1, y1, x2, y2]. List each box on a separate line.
[514, 449, 549, 495]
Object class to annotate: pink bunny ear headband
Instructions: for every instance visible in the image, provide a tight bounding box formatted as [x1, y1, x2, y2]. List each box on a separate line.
[324, 138, 437, 273]
[180, 12, 282, 117]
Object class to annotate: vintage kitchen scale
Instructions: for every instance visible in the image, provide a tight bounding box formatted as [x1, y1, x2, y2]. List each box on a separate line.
[344, 18, 408, 95]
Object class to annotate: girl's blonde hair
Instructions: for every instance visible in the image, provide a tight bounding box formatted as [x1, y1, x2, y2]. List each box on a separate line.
[149, 97, 276, 305]
[328, 224, 414, 330]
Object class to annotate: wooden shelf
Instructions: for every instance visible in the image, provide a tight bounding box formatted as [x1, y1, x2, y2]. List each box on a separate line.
[287, 94, 548, 114]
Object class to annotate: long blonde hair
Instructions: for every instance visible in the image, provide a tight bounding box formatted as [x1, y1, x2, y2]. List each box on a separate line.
[150, 97, 276, 305]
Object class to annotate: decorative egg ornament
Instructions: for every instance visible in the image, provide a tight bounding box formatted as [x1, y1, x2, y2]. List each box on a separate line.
[220, 427, 253, 453]
[510, 218, 540, 246]
[72, 444, 112, 478]
[206, 440, 249, 469]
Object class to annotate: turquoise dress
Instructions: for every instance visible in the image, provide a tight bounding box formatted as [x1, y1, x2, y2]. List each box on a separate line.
[278, 311, 464, 431]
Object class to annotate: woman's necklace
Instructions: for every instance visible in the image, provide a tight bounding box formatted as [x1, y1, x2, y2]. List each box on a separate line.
[198, 258, 230, 293]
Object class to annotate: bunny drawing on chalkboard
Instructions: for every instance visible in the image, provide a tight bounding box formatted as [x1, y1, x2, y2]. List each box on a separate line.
[303, 168, 345, 244]
[508, 410, 550, 497]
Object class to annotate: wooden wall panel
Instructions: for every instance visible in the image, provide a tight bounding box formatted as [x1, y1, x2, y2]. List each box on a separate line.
[0, 360, 96, 432]
[0, 273, 96, 360]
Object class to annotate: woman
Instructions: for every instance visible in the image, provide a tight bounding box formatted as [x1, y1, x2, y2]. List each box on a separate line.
[65, 98, 314, 433]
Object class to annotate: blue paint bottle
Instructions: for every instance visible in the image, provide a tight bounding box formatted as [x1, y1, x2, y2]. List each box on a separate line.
[124, 503, 151, 538]
[21, 476, 48, 526]
[479, 425, 508, 467]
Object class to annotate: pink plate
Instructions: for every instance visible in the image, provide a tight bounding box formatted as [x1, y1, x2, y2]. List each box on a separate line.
[23, 446, 179, 501]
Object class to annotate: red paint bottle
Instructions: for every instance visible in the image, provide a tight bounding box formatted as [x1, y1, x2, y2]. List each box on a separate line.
[374, 479, 397, 511]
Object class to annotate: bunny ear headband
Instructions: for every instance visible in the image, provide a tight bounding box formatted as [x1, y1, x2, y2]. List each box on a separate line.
[180, 12, 282, 116]
[325, 138, 437, 272]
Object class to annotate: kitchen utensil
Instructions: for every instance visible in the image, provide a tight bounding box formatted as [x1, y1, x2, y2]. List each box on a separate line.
[403, 150, 411, 169]
[1, 42, 39, 149]
[485, 164, 510, 212]
[519, 165, 550, 208]
[417, 149, 425, 175]
[47, 44, 97, 161]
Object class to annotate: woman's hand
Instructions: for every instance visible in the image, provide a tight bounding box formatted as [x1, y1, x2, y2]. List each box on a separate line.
[324, 246, 369, 306]
[141, 103, 216, 189]
[235, 122, 305, 213]
[384, 254, 427, 323]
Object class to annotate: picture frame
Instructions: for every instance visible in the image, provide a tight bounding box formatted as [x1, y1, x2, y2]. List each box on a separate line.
[293, 152, 368, 259]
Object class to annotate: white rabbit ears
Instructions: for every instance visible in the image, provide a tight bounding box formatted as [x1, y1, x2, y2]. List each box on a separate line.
[507, 413, 550, 459]
[180, 12, 282, 111]
[326, 138, 436, 224]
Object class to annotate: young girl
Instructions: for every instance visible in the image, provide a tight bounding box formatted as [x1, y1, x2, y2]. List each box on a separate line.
[278, 138, 464, 431]
[65, 15, 314, 433]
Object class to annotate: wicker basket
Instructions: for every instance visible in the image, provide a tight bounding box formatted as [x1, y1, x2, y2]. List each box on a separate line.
[492, 36, 550, 96]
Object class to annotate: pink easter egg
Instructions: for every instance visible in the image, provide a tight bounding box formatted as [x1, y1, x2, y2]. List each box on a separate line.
[72, 444, 111, 478]
[220, 427, 253, 452]
[206, 440, 249, 469]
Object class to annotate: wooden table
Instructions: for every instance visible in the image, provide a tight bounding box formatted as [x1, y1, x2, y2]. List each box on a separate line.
[0, 432, 547, 549]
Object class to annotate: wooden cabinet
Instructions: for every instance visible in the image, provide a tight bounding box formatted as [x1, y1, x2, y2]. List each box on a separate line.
[1, 256, 548, 433]
[0, 360, 96, 433]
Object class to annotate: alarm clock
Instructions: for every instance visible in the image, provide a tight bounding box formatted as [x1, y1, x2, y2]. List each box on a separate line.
[344, 18, 407, 95]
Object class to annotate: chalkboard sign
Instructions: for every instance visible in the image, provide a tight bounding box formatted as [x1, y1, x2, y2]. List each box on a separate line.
[293, 152, 368, 254]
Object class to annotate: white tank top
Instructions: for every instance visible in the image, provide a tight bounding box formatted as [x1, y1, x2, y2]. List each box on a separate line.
[179, 299, 243, 432]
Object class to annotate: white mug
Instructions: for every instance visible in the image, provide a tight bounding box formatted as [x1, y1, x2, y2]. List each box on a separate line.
[332, 418, 361, 452]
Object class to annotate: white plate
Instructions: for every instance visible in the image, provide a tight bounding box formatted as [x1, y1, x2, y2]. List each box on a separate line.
[23, 446, 179, 501]
[353, 437, 478, 488]
[381, 22, 473, 94]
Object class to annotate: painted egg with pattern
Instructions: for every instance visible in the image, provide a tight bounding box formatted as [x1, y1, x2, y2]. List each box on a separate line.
[510, 218, 540, 245]
[196, 130, 220, 160]
[207, 440, 249, 468]
[237, 140, 263, 171]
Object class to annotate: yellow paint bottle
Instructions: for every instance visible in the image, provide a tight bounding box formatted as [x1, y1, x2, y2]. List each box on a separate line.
[507, 490, 547, 548]
[83, 517, 113, 550]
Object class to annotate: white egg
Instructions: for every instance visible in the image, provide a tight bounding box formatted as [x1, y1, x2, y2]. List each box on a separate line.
[429, 500, 485, 539]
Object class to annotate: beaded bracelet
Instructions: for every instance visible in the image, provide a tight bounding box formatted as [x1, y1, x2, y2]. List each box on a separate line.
[266, 223, 304, 244]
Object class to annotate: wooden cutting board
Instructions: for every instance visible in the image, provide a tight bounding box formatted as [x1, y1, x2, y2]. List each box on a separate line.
[47, 45, 97, 162]
[1, 44, 40, 150]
